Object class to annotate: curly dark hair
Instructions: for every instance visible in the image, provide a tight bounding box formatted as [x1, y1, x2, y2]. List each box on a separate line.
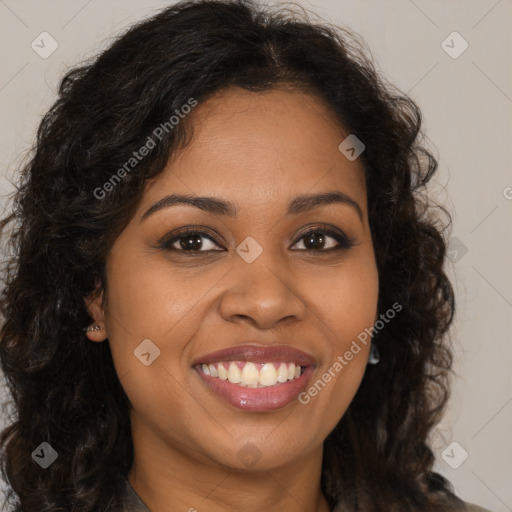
[0, 0, 461, 510]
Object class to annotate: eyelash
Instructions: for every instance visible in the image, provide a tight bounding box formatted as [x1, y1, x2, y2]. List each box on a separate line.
[156, 224, 355, 254]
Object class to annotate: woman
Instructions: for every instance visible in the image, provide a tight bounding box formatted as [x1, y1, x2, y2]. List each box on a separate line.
[0, 0, 492, 511]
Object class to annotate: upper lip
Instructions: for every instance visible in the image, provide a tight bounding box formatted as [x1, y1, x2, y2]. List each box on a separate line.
[192, 344, 317, 367]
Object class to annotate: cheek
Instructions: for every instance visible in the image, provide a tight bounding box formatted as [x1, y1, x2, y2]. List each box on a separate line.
[302, 251, 378, 412]
[310, 251, 379, 349]
[334, 267, 378, 347]
[103, 244, 210, 345]
[101, 251, 198, 427]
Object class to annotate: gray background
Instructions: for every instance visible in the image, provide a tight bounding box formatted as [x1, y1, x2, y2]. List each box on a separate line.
[0, 1, 511, 510]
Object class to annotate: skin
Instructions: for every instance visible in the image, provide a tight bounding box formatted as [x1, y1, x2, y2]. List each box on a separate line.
[86, 86, 379, 512]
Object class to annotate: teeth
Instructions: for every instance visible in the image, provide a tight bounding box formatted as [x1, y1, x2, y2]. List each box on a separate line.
[218, 363, 228, 380]
[240, 362, 259, 386]
[208, 363, 218, 377]
[227, 362, 241, 383]
[259, 363, 278, 386]
[200, 361, 305, 388]
[277, 363, 288, 383]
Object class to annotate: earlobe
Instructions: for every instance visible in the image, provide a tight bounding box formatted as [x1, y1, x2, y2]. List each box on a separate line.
[84, 323, 107, 342]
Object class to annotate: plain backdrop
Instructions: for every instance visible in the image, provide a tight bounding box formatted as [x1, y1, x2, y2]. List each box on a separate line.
[0, 1, 511, 510]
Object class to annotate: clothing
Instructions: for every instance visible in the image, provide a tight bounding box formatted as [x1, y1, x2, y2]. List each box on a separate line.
[120, 478, 492, 512]
[121, 478, 150, 511]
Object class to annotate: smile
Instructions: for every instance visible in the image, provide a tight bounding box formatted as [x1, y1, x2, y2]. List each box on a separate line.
[198, 361, 305, 387]
[194, 361, 315, 412]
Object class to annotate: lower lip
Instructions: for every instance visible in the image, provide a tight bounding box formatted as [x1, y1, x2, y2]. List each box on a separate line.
[194, 365, 316, 412]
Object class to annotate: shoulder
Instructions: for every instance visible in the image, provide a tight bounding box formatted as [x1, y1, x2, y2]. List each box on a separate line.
[462, 502, 494, 512]
[331, 500, 493, 512]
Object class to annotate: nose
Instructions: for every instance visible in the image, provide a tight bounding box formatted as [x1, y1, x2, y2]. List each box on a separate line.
[218, 252, 307, 330]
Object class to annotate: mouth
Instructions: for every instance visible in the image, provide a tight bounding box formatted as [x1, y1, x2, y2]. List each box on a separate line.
[192, 344, 317, 412]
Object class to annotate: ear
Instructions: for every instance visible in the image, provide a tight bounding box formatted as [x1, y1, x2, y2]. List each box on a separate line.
[84, 286, 108, 343]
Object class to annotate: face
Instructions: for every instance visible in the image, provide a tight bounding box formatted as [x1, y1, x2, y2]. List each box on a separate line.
[87, 86, 379, 472]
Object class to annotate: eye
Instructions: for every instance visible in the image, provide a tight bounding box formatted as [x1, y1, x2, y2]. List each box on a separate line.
[291, 225, 354, 252]
[156, 224, 354, 254]
[156, 228, 225, 253]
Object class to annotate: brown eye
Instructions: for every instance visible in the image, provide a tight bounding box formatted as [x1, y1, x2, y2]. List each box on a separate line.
[292, 226, 354, 252]
[157, 228, 225, 253]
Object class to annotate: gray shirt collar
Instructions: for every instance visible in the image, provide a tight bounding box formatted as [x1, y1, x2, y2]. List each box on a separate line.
[122, 479, 151, 511]
[121, 478, 481, 512]
[121, 479, 345, 511]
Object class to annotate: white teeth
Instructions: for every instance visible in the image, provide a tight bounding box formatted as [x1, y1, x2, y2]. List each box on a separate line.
[277, 363, 288, 383]
[227, 362, 241, 383]
[208, 363, 218, 377]
[218, 363, 228, 380]
[287, 363, 296, 380]
[200, 361, 305, 388]
[259, 363, 278, 386]
[240, 362, 259, 386]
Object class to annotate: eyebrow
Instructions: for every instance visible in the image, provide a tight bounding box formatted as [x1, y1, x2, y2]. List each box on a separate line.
[141, 190, 363, 223]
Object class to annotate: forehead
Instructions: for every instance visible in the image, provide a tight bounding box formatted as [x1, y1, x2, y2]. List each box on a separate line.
[142, 87, 367, 214]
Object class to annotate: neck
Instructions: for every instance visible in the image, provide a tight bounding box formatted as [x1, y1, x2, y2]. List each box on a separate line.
[128, 420, 332, 512]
